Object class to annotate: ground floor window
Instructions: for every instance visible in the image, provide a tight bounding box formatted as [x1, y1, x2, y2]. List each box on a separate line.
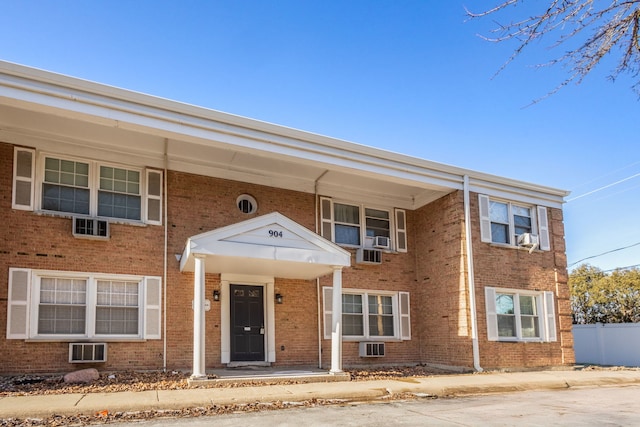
[6, 268, 162, 341]
[323, 287, 411, 341]
[485, 287, 557, 342]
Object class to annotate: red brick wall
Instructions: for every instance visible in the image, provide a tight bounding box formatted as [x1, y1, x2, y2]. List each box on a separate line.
[0, 142, 165, 374]
[1, 141, 574, 373]
[469, 192, 574, 369]
[412, 191, 474, 368]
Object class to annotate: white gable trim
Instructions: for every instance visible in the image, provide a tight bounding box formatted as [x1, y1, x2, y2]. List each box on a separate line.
[180, 212, 351, 280]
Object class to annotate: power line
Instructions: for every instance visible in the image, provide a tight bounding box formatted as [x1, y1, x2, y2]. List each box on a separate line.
[570, 160, 640, 192]
[567, 171, 640, 202]
[602, 264, 640, 273]
[568, 241, 640, 267]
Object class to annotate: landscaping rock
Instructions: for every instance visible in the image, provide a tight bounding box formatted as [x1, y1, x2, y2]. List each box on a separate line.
[64, 368, 100, 384]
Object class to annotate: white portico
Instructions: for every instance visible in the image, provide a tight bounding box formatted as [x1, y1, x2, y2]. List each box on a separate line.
[179, 212, 351, 378]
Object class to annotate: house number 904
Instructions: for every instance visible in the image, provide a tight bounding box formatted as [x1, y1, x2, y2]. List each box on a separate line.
[269, 230, 283, 238]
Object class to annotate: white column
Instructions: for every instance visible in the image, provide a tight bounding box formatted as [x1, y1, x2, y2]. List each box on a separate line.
[330, 266, 343, 374]
[191, 254, 206, 379]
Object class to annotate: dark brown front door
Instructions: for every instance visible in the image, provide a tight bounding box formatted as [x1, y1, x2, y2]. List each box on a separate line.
[230, 284, 265, 362]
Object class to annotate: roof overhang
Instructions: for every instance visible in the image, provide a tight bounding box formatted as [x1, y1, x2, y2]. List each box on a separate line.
[180, 212, 351, 280]
[0, 61, 569, 209]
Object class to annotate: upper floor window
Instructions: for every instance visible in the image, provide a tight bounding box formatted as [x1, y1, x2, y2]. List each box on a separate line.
[320, 197, 406, 252]
[12, 147, 162, 225]
[478, 194, 550, 251]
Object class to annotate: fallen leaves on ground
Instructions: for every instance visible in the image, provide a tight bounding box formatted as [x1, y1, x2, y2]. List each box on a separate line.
[0, 365, 451, 397]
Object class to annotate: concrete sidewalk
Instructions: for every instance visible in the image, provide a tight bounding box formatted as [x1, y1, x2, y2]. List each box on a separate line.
[2, 369, 640, 420]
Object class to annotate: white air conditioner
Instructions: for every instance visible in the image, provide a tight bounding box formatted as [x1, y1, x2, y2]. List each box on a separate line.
[69, 343, 107, 363]
[72, 217, 109, 239]
[373, 236, 390, 249]
[517, 233, 539, 247]
[359, 342, 385, 357]
[356, 248, 382, 264]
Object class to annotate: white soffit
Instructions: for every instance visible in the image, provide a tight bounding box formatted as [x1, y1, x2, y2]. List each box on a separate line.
[0, 61, 569, 208]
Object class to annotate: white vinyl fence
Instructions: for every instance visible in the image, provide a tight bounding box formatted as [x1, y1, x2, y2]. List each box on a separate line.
[573, 323, 640, 367]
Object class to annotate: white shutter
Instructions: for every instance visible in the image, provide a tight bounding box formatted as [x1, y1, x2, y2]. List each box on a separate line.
[478, 194, 492, 243]
[395, 209, 408, 253]
[7, 268, 31, 339]
[485, 287, 499, 341]
[145, 170, 163, 225]
[544, 291, 557, 342]
[12, 147, 35, 211]
[144, 277, 162, 339]
[537, 206, 550, 251]
[399, 291, 411, 340]
[320, 197, 333, 241]
[323, 286, 333, 339]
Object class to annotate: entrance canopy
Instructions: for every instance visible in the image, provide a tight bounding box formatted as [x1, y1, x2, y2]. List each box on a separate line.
[179, 212, 351, 280]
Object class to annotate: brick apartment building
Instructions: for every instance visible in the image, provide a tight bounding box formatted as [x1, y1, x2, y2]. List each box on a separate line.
[0, 61, 574, 376]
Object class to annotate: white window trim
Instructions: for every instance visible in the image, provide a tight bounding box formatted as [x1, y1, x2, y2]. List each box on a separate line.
[323, 287, 410, 342]
[478, 194, 550, 251]
[30, 151, 161, 225]
[5, 268, 161, 341]
[485, 286, 557, 343]
[320, 197, 404, 252]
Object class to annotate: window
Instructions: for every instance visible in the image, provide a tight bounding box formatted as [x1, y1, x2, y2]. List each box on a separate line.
[38, 277, 87, 334]
[98, 166, 141, 220]
[365, 208, 390, 239]
[95, 280, 140, 335]
[334, 203, 361, 245]
[485, 287, 557, 342]
[11, 149, 162, 224]
[322, 287, 411, 341]
[42, 157, 90, 215]
[478, 194, 550, 250]
[6, 268, 162, 341]
[320, 197, 406, 251]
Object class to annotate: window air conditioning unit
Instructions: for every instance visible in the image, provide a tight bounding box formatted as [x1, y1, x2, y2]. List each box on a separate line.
[359, 342, 385, 357]
[73, 217, 109, 239]
[373, 236, 390, 249]
[356, 248, 382, 264]
[69, 343, 107, 363]
[517, 233, 539, 247]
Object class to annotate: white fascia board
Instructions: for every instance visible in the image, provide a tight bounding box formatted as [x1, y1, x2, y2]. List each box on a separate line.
[469, 178, 568, 209]
[0, 61, 569, 201]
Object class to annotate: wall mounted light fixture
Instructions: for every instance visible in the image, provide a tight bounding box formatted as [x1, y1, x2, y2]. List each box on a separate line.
[213, 290, 220, 301]
[275, 293, 283, 304]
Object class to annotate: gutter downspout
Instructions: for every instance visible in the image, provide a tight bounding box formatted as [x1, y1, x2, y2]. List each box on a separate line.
[162, 138, 169, 372]
[463, 175, 483, 372]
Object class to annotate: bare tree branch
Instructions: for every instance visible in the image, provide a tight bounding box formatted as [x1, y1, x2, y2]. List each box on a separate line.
[467, 0, 640, 102]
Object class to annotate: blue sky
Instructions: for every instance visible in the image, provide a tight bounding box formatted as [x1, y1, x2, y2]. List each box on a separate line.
[2, 1, 638, 272]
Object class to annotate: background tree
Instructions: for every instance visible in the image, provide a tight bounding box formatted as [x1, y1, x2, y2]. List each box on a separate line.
[570, 264, 640, 323]
[466, 1, 640, 100]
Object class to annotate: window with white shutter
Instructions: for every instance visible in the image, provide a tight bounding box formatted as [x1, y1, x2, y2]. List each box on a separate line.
[319, 197, 407, 251]
[323, 286, 410, 341]
[478, 194, 551, 251]
[485, 286, 557, 342]
[5, 268, 162, 341]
